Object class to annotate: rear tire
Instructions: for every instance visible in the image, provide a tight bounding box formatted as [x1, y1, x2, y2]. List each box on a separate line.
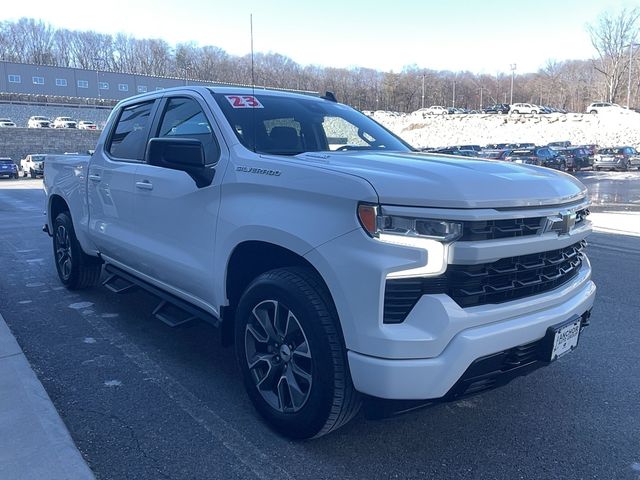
[235, 267, 361, 439]
[53, 212, 102, 290]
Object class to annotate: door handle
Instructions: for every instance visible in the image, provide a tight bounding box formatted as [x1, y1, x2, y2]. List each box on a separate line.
[135, 181, 153, 191]
[88, 174, 101, 182]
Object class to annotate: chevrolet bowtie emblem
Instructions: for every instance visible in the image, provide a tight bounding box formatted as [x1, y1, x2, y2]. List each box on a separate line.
[545, 211, 577, 235]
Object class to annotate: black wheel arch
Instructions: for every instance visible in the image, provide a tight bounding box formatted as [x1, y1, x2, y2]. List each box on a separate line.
[49, 195, 70, 233]
[222, 241, 338, 347]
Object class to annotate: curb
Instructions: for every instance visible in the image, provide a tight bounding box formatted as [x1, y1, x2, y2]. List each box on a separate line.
[0, 313, 95, 480]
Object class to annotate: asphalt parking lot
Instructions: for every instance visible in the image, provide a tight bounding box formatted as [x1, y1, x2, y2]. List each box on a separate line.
[0, 174, 639, 480]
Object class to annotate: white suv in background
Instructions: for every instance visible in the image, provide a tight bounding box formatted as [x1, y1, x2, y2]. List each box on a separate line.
[586, 102, 623, 114]
[510, 103, 540, 114]
[52, 117, 77, 128]
[425, 106, 448, 115]
[0, 118, 16, 127]
[27, 116, 51, 128]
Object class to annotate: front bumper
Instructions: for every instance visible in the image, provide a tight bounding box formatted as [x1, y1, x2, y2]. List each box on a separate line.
[347, 262, 595, 400]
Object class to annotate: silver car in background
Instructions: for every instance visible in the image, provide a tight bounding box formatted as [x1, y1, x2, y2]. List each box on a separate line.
[593, 146, 640, 171]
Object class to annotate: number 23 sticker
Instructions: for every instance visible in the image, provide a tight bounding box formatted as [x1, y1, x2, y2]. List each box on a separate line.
[225, 95, 264, 109]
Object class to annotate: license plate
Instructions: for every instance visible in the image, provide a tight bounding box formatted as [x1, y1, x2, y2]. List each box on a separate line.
[549, 318, 581, 361]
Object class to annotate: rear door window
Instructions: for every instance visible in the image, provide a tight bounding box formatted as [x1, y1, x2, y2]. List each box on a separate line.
[108, 101, 156, 161]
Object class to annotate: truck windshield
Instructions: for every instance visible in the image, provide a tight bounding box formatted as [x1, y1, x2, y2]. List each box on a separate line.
[212, 92, 412, 156]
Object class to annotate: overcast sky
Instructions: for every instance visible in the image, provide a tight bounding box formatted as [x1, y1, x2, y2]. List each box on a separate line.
[3, 0, 636, 74]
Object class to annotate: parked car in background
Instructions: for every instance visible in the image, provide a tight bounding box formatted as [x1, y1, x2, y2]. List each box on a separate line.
[425, 106, 448, 115]
[586, 102, 622, 114]
[548, 141, 572, 148]
[27, 116, 51, 128]
[505, 147, 566, 170]
[77, 121, 97, 130]
[485, 143, 518, 149]
[593, 147, 639, 171]
[429, 147, 478, 157]
[0, 118, 16, 127]
[510, 103, 540, 114]
[480, 148, 512, 160]
[515, 142, 535, 149]
[579, 144, 598, 158]
[560, 147, 592, 172]
[0, 158, 18, 179]
[483, 104, 510, 114]
[52, 117, 77, 129]
[20, 154, 46, 178]
[456, 144, 482, 152]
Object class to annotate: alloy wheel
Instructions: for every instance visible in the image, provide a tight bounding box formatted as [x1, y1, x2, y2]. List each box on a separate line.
[244, 299, 313, 413]
[55, 225, 73, 280]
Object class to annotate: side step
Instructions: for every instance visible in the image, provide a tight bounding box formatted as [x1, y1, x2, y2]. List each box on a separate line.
[152, 301, 198, 328]
[103, 274, 138, 294]
[103, 264, 220, 328]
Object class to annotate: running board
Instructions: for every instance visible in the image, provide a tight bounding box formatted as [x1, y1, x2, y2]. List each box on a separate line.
[103, 264, 220, 328]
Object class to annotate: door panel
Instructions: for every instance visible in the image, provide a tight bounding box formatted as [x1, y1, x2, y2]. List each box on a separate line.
[88, 99, 158, 263]
[87, 157, 139, 260]
[129, 95, 224, 307]
[130, 166, 220, 303]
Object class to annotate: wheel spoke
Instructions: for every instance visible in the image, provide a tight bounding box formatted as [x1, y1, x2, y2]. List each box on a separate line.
[292, 340, 311, 359]
[283, 310, 300, 338]
[273, 303, 288, 339]
[256, 360, 281, 391]
[62, 258, 72, 278]
[246, 323, 269, 344]
[252, 302, 279, 342]
[248, 352, 275, 369]
[290, 359, 312, 385]
[285, 367, 308, 411]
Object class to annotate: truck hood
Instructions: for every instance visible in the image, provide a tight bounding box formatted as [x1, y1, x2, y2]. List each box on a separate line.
[300, 151, 587, 208]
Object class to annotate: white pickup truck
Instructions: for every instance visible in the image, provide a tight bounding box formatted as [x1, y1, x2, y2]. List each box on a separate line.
[44, 86, 596, 438]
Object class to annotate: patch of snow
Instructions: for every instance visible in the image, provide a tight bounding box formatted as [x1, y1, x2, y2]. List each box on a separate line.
[25, 282, 45, 287]
[104, 380, 122, 387]
[589, 212, 640, 237]
[83, 337, 97, 344]
[368, 111, 640, 149]
[68, 301, 94, 310]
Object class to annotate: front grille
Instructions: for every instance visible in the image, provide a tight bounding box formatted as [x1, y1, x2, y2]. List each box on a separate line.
[460, 208, 588, 241]
[383, 241, 586, 323]
[461, 217, 544, 241]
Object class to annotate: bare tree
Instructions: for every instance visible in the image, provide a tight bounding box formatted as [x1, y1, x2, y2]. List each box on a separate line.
[588, 7, 640, 103]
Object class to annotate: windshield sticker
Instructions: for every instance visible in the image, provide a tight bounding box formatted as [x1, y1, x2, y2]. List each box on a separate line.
[225, 95, 264, 109]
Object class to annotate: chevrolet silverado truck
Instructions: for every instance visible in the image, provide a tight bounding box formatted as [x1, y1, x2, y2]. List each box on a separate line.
[43, 86, 596, 439]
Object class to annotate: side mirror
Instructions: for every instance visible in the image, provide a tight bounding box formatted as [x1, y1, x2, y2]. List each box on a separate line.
[146, 137, 214, 188]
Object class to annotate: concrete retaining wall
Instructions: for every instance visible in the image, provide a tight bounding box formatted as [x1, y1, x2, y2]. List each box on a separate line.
[0, 128, 101, 164]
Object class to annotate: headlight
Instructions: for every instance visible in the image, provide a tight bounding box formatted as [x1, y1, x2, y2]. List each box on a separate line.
[377, 214, 462, 241]
[358, 204, 462, 241]
[358, 204, 462, 278]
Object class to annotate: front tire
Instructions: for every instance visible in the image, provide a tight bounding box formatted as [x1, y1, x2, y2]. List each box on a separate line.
[53, 212, 102, 289]
[235, 267, 361, 439]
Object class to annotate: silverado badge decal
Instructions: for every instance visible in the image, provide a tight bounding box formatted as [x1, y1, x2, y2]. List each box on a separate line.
[236, 166, 281, 176]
